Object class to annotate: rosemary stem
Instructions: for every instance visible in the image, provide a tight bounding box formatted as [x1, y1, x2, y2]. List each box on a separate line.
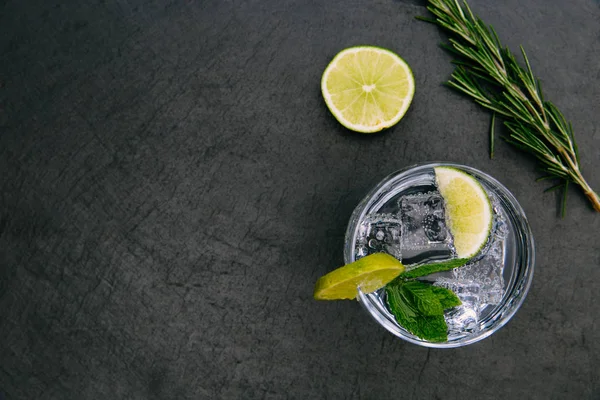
[584, 188, 600, 213]
[575, 169, 600, 212]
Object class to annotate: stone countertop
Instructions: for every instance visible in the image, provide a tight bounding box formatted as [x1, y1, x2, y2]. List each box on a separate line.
[1, 0, 599, 398]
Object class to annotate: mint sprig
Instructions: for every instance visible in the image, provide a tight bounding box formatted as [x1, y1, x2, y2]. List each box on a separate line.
[385, 279, 461, 342]
[400, 257, 469, 279]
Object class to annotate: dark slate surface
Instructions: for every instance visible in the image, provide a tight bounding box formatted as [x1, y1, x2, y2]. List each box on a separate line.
[1, 0, 599, 399]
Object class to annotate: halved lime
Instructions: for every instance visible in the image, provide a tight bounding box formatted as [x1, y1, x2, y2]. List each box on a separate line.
[321, 46, 415, 133]
[314, 253, 405, 300]
[434, 167, 493, 259]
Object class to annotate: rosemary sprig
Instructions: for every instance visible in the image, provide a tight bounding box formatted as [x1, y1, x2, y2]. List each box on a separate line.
[422, 0, 600, 214]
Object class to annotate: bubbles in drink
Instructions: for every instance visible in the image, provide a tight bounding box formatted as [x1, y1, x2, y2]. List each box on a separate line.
[422, 214, 447, 241]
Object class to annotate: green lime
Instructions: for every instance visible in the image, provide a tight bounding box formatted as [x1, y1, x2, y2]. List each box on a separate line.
[434, 167, 493, 259]
[321, 46, 415, 133]
[314, 253, 405, 300]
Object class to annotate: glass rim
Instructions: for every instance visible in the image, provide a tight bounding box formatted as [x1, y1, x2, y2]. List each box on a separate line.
[344, 161, 535, 348]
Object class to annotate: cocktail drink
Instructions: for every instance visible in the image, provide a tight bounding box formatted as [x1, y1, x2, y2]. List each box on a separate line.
[343, 163, 535, 348]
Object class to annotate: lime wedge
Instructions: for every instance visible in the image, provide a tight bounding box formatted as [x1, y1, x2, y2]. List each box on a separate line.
[321, 46, 415, 133]
[434, 167, 493, 259]
[314, 253, 405, 300]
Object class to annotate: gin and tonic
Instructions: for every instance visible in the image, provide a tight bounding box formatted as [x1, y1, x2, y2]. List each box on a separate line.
[344, 162, 535, 348]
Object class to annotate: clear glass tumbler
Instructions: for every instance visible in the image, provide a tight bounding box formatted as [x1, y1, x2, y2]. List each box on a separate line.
[343, 162, 535, 348]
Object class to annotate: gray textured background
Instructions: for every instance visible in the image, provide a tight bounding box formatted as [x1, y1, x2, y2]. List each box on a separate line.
[1, 0, 599, 399]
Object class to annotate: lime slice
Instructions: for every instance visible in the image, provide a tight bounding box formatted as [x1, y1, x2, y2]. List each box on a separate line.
[434, 167, 493, 259]
[314, 253, 404, 300]
[321, 46, 415, 133]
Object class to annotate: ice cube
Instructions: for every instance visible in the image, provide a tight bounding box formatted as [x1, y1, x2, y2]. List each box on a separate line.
[445, 306, 480, 335]
[431, 231, 506, 335]
[355, 213, 402, 260]
[399, 191, 454, 263]
[435, 278, 482, 335]
[491, 195, 509, 239]
[435, 278, 483, 310]
[473, 239, 505, 304]
[436, 242, 505, 309]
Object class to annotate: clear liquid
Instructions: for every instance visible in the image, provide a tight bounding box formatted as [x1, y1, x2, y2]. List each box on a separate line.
[347, 166, 523, 343]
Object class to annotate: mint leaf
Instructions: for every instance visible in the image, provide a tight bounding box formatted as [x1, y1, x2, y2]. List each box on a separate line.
[430, 285, 462, 309]
[400, 258, 469, 279]
[385, 280, 460, 342]
[402, 281, 444, 316]
[386, 283, 416, 321]
[409, 314, 448, 343]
